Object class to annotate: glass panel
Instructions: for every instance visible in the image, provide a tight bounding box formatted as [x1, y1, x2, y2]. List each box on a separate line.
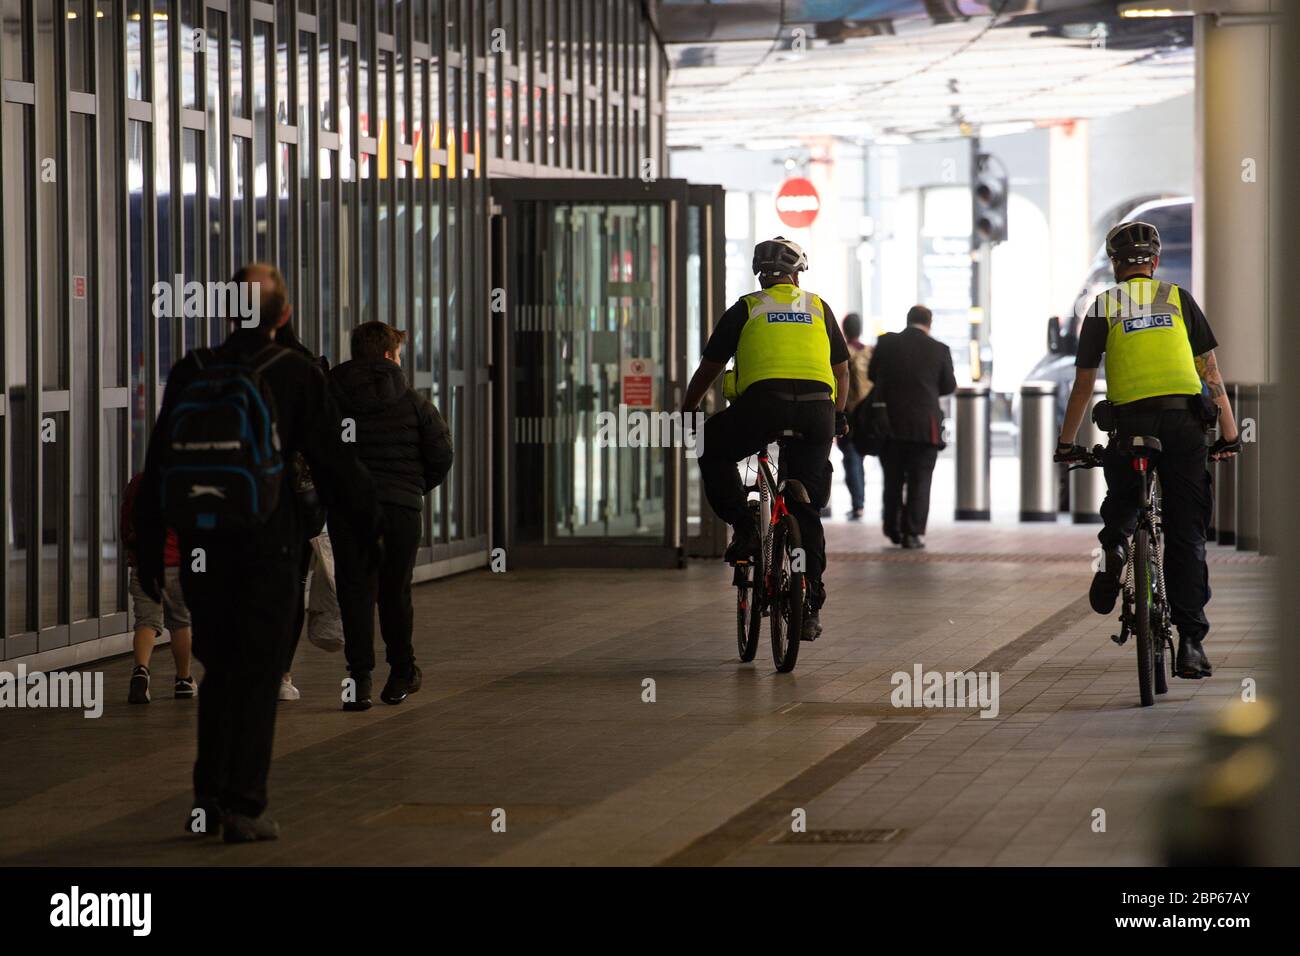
[127, 120, 150, 472]
[41, 412, 68, 627]
[516, 201, 666, 545]
[396, 153, 409, 345]
[70, 114, 95, 622]
[448, 385, 459, 539]
[206, 13, 226, 342]
[154, 1, 174, 377]
[319, 2, 334, 131]
[339, 38, 356, 350]
[277, 142, 294, 282]
[276, 0, 292, 124]
[377, 50, 390, 325]
[182, 129, 203, 351]
[101, 410, 126, 616]
[430, 177, 442, 374]
[685, 204, 703, 538]
[180, 0, 198, 109]
[99, 4, 123, 386]
[298, 29, 317, 351]
[3, 102, 30, 634]
[2, 0, 27, 81]
[358, 25, 372, 322]
[68, 0, 91, 91]
[36, 8, 62, 389]
[446, 180, 457, 367]
[253, 20, 271, 260]
[232, 138, 249, 270]
[124, 0, 144, 95]
[230, 0, 246, 117]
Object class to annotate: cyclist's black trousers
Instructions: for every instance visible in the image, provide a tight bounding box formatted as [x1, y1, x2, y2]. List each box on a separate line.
[699, 384, 835, 609]
[1098, 407, 1212, 642]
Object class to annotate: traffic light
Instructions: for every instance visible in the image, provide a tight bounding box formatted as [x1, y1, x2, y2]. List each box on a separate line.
[973, 153, 1008, 244]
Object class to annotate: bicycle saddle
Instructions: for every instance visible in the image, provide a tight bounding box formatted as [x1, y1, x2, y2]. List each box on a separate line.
[768, 428, 805, 442]
[1122, 435, 1162, 456]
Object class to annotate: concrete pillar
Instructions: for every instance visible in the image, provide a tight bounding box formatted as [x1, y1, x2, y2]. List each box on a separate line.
[1266, 0, 1300, 870]
[1047, 121, 1091, 321]
[1193, 9, 1276, 386]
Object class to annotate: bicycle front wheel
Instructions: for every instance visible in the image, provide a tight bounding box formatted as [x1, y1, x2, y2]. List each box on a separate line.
[769, 514, 805, 673]
[1134, 527, 1156, 707]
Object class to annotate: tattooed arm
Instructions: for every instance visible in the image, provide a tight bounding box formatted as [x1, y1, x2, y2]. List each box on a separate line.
[1194, 349, 1238, 442]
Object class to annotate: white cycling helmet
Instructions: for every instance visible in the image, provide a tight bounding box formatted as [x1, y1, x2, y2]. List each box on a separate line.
[752, 236, 808, 277]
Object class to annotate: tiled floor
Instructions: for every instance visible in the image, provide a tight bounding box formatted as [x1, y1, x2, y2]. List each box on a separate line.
[0, 466, 1273, 866]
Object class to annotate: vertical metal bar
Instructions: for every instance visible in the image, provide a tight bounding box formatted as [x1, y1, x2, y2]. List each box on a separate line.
[23, 0, 39, 634]
[111, 0, 130, 615]
[88, 0, 104, 622]
[168, 0, 183, 368]
[0, 0, 9, 651]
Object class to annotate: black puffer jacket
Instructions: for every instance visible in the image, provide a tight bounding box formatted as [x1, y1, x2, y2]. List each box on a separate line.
[329, 358, 454, 511]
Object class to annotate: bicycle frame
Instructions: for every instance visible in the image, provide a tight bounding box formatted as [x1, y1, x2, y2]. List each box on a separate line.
[1116, 452, 1171, 653]
[753, 449, 791, 589]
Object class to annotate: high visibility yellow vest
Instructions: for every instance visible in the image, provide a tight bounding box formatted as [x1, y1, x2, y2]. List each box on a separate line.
[734, 284, 837, 399]
[1100, 277, 1203, 405]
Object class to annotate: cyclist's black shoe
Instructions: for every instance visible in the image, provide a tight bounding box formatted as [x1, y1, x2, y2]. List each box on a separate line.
[724, 520, 760, 564]
[1089, 571, 1121, 615]
[1175, 637, 1212, 679]
[801, 609, 822, 642]
[1089, 547, 1125, 614]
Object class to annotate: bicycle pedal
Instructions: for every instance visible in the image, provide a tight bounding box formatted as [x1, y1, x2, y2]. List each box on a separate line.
[1110, 632, 1127, 646]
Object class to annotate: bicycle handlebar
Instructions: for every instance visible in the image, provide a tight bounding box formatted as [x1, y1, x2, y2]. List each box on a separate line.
[1065, 444, 1105, 471]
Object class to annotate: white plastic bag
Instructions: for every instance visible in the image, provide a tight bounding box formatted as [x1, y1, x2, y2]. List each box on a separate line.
[306, 530, 345, 652]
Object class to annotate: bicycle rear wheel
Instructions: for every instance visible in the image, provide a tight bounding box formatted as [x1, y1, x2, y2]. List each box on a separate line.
[769, 514, 805, 673]
[1134, 527, 1156, 707]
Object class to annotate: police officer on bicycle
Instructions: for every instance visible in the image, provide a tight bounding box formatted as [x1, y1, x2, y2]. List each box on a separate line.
[682, 237, 850, 643]
[1055, 220, 1241, 680]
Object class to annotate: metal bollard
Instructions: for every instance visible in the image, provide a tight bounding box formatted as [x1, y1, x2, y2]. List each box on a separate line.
[1070, 381, 1107, 524]
[1235, 384, 1260, 551]
[955, 384, 991, 520]
[1019, 381, 1059, 522]
[1214, 383, 1237, 546]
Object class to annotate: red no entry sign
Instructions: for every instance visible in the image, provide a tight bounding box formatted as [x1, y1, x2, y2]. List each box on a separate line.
[775, 177, 821, 229]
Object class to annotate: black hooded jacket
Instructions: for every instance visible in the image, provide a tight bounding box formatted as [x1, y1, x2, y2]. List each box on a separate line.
[329, 358, 454, 511]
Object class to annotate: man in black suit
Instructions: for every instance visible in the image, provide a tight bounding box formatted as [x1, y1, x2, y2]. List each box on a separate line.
[867, 305, 957, 549]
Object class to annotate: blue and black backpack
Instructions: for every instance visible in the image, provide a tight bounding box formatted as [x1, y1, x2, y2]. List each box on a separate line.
[160, 343, 289, 533]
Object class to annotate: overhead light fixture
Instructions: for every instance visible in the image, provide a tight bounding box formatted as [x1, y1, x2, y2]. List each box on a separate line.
[1117, 2, 1192, 17]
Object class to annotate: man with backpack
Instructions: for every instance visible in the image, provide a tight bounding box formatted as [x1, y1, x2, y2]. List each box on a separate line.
[134, 262, 381, 844]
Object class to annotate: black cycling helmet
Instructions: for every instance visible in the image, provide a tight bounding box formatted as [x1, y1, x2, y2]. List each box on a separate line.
[752, 236, 808, 277]
[1105, 220, 1161, 265]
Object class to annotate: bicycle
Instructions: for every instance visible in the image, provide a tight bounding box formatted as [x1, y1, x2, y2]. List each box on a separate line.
[1068, 437, 1173, 707]
[733, 430, 811, 673]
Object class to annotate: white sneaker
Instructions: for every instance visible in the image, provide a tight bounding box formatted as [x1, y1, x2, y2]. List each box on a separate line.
[278, 676, 301, 701]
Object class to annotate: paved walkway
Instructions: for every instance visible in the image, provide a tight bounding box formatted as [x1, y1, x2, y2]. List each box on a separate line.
[0, 485, 1271, 866]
